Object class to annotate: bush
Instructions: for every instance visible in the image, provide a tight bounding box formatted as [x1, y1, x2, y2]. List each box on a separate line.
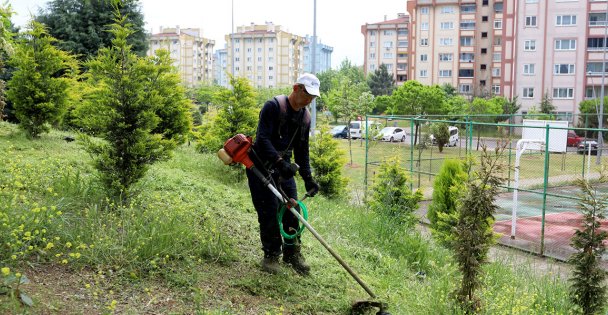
[309, 125, 348, 198]
[367, 157, 422, 226]
[430, 122, 449, 152]
[428, 159, 467, 248]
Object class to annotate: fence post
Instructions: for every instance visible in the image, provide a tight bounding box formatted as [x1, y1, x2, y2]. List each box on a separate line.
[364, 115, 369, 200]
[410, 117, 414, 191]
[507, 114, 513, 191]
[540, 124, 551, 256]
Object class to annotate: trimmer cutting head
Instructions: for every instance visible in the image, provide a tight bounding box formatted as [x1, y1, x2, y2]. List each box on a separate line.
[351, 300, 391, 315]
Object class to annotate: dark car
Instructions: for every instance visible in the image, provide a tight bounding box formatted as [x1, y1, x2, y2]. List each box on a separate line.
[577, 140, 598, 155]
[330, 125, 349, 139]
[567, 131, 583, 147]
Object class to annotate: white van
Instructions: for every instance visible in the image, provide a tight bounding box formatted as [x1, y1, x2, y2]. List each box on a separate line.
[430, 126, 459, 147]
[349, 120, 383, 139]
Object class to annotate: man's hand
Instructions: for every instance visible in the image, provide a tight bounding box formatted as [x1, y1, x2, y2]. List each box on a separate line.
[303, 177, 320, 197]
[276, 160, 297, 180]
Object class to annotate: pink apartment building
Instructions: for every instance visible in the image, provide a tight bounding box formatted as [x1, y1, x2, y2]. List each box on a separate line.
[362, 0, 608, 122]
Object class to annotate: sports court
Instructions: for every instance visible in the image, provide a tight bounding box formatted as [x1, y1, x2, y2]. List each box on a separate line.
[493, 184, 608, 265]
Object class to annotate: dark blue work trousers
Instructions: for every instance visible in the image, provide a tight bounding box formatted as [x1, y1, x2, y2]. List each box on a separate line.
[246, 168, 300, 257]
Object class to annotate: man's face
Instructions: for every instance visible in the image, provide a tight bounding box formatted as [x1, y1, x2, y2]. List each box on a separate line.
[296, 84, 316, 108]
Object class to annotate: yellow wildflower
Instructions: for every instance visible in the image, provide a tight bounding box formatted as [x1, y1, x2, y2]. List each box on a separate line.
[1, 267, 9, 276]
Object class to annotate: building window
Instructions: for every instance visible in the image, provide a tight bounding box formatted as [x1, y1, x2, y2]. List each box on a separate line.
[459, 84, 472, 93]
[483, 0, 489, 5]
[420, 38, 429, 46]
[459, 69, 474, 77]
[493, 52, 501, 62]
[383, 52, 393, 59]
[440, 22, 454, 30]
[420, 7, 430, 15]
[554, 64, 575, 75]
[420, 54, 428, 62]
[556, 15, 577, 26]
[589, 13, 608, 26]
[480, 80, 486, 86]
[439, 70, 452, 77]
[481, 64, 487, 70]
[439, 53, 453, 61]
[440, 38, 453, 46]
[384, 41, 394, 48]
[369, 53, 375, 59]
[370, 41, 375, 47]
[398, 28, 408, 36]
[420, 69, 428, 77]
[383, 30, 393, 36]
[386, 64, 393, 70]
[370, 64, 376, 71]
[492, 68, 501, 77]
[460, 36, 474, 46]
[481, 48, 488, 54]
[525, 16, 537, 27]
[494, 37, 502, 46]
[482, 16, 489, 22]
[492, 84, 501, 95]
[494, 19, 503, 29]
[553, 88, 574, 99]
[526, 0, 539, 3]
[235, 48, 240, 52]
[523, 87, 535, 98]
[494, 2, 503, 13]
[588, 37, 607, 50]
[257, 57, 262, 62]
[460, 20, 476, 30]
[482, 32, 488, 38]
[460, 53, 475, 62]
[555, 39, 576, 50]
[421, 22, 429, 30]
[587, 62, 608, 75]
[370, 30, 376, 36]
[398, 40, 408, 47]
[397, 63, 407, 70]
[523, 63, 535, 75]
[461, 4, 476, 13]
[441, 6, 455, 14]
[524, 40, 536, 51]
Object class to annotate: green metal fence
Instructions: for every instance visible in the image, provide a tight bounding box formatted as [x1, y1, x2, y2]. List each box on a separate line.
[363, 114, 608, 264]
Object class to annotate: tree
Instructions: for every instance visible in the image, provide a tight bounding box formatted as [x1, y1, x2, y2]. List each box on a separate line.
[0, 3, 14, 122]
[428, 159, 468, 248]
[324, 74, 369, 164]
[197, 75, 259, 153]
[441, 83, 457, 97]
[80, 12, 192, 199]
[6, 20, 77, 138]
[495, 96, 520, 123]
[453, 146, 507, 313]
[465, 97, 503, 150]
[367, 63, 395, 96]
[568, 175, 608, 315]
[368, 156, 423, 226]
[309, 125, 349, 198]
[540, 91, 555, 117]
[430, 122, 450, 153]
[373, 95, 393, 115]
[37, 0, 148, 60]
[390, 80, 447, 145]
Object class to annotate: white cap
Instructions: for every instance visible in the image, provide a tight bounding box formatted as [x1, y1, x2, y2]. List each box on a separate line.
[295, 73, 321, 97]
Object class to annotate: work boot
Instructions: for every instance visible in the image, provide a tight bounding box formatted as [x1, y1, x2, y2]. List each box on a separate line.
[261, 254, 281, 274]
[283, 246, 310, 275]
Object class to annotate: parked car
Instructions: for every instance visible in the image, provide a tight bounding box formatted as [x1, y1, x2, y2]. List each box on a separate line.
[567, 131, 583, 147]
[349, 120, 383, 139]
[429, 126, 459, 147]
[577, 140, 598, 155]
[330, 125, 348, 139]
[377, 127, 407, 142]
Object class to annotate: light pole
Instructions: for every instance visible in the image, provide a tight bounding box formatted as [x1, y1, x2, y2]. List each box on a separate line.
[310, 0, 318, 134]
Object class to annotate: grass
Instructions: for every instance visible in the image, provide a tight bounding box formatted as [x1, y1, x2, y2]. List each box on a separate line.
[0, 121, 581, 314]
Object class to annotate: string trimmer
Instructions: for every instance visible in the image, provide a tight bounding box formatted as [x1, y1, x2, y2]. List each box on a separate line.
[218, 134, 391, 315]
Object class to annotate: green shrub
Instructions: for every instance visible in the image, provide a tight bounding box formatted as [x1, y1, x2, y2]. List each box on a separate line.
[568, 176, 607, 315]
[309, 125, 348, 198]
[430, 122, 449, 152]
[428, 159, 468, 248]
[367, 156, 422, 226]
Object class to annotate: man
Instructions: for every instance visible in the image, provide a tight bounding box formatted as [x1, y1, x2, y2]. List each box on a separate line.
[246, 73, 320, 275]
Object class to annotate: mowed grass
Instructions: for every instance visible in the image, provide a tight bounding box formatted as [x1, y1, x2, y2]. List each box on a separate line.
[0, 122, 577, 314]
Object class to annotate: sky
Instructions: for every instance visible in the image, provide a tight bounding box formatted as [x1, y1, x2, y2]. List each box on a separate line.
[10, 0, 407, 68]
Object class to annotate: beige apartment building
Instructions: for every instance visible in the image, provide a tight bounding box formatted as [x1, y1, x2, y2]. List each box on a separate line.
[361, 13, 410, 85]
[407, 0, 510, 98]
[148, 26, 215, 87]
[225, 22, 305, 88]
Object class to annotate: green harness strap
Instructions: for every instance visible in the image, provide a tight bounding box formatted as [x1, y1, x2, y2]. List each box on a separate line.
[277, 200, 308, 239]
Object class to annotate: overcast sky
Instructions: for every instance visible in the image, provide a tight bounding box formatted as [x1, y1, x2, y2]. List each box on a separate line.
[11, 0, 407, 68]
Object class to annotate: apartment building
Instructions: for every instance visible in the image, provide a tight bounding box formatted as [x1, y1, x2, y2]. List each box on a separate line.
[148, 26, 215, 87]
[407, 1, 510, 97]
[225, 22, 305, 88]
[303, 35, 334, 74]
[361, 13, 411, 85]
[213, 48, 229, 87]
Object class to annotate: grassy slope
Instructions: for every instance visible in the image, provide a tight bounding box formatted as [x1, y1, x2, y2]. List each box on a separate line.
[0, 122, 575, 314]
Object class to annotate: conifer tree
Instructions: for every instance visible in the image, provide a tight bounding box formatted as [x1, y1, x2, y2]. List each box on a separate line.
[453, 146, 507, 313]
[569, 175, 607, 315]
[6, 20, 76, 138]
[367, 63, 395, 96]
[80, 11, 192, 199]
[309, 125, 348, 198]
